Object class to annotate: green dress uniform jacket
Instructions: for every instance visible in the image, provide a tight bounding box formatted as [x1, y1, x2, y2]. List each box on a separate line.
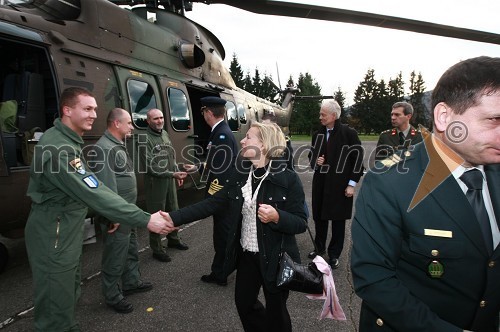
[92, 130, 141, 306]
[169, 160, 307, 292]
[351, 139, 500, 331]
[25, 119, 150, 332]
[142, 126, 180, 252]
[375, 125, 423, 161]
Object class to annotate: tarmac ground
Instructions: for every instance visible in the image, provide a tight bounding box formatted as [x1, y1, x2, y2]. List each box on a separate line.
[0, 141, 377, 332]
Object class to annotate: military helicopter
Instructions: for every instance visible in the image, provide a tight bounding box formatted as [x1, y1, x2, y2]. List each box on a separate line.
[0, 0, 498, 271]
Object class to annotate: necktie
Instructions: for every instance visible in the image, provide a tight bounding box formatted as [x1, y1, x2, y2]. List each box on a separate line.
[460, 169, 493, 254]
[398, 132, 405, 145]
[327, 129, 333, 142]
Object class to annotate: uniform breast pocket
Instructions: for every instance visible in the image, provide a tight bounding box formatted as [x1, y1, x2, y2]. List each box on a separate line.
[407, 233, 464, 271]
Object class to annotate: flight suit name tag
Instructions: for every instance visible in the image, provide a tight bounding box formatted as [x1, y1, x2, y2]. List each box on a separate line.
[424, 229, 453, 238]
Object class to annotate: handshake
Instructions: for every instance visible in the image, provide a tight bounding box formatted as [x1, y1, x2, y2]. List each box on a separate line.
[147, 211, 176, 235]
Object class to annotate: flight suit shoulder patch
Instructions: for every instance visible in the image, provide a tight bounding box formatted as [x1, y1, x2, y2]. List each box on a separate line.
[82, 175, 99, 188]
[69, 158, 86, 175]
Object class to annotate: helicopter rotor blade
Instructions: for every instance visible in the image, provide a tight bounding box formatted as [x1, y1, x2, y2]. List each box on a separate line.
[197, 0, 500, 45]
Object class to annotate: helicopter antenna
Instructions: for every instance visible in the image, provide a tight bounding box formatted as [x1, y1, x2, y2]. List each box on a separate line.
[275, 61, 282, 90]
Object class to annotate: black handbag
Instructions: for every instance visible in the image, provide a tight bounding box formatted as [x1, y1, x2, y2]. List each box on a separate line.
[276, 226, 324, 294]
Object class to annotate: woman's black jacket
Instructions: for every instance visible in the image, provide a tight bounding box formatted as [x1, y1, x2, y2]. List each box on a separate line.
[169, 160, 308, 292]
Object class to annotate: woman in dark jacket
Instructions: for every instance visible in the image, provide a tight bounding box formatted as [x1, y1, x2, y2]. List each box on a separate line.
[168, 122, 307, 331]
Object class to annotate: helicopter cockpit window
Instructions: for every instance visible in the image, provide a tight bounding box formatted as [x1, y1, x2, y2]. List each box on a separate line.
[128, 80, 157, 129]
[167, 88, 190, 131]
[226, 101, 238, 132]
[237, 104, 247, 125]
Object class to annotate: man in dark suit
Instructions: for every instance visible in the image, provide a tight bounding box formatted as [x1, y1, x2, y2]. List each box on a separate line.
[375, 101, 423, 161]
[308, 99, 364, 268]
[198, 96, 238, 286]
[351, 56, 500, 331]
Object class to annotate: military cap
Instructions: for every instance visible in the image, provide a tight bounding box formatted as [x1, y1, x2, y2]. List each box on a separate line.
[200, 96, 226, 107]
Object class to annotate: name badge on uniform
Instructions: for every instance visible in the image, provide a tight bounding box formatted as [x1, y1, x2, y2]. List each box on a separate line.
[83, 175, 99, 188]
[424, 229, 453, 238]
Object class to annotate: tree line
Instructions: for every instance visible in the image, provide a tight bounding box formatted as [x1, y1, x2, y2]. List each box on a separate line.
[229, 53, 431, 136]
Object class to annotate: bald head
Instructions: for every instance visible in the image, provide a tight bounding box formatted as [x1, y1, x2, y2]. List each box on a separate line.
[146, 108, 164, 132]
[107, 108, 133, 141]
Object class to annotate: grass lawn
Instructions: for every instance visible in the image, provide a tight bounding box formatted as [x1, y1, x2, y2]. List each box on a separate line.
[290, 134, 379, 142]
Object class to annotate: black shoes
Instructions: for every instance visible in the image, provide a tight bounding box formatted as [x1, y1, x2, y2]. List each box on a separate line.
[329, 258, 340, 269]
[167, 242, 189, 250]
[123, 281, 153, 296]
[153, 252, 171, 262]
[201, 273, 227, 286]
[308, 250, 326, 259]
[108, 298, 133, 314]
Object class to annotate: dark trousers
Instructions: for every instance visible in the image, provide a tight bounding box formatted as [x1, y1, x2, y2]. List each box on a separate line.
[211, 211, 232, 280]
[313, 219, 346, 259]
[235, 251, 291, 332]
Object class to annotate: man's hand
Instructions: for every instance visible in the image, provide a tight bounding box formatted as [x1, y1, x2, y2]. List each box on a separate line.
[183, 164, 198, 173]
[258, 204, 279, 224]
[147, 211, 178, 234]
[107, 223, 120, 234]
[316, 155, 325, 166]
[173, 171, 187, 180]
[345, 185, 354, 198]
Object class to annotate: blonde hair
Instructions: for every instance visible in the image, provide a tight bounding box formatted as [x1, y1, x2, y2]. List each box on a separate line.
[251, 121, 286, 158]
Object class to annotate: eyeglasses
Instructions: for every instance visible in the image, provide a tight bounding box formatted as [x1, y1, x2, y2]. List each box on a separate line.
[200, 106, 207, 114]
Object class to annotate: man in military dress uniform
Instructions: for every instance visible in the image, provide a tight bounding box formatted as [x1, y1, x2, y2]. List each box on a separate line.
[375, 101, 423, 161]
[92, 108, 152, 314]
[25, 87, 174, 331]
[142, 108, 189, 262]
[351, 57, 500, 331]
[197, 96, 238, 285]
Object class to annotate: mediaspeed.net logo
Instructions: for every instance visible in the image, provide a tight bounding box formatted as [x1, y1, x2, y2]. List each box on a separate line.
[408, 123, 466, 212]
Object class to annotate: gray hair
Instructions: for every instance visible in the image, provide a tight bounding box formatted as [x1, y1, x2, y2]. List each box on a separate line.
[320, 99, 341, 119]
[392, 101, 414, 115]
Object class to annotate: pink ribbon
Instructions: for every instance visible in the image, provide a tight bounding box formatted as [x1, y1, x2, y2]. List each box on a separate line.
[306, 255, 346, 320]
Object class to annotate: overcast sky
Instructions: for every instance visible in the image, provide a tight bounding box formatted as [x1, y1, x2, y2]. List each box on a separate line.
[186, 0, 500, 105]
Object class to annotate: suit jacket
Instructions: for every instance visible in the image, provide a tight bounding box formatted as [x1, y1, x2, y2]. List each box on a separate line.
[375, 125, 423, 161]
[351, 139, 500, 331]
[309, 121, 364, 220]
[202, 120, 238, 195]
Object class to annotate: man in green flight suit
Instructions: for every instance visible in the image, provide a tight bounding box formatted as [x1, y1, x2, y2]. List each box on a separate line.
[91, 108, 152, 314]
[25, 87, 175, 331]
[142, 108, 189, 262]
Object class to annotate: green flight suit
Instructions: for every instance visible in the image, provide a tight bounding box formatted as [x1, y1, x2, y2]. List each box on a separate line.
[25, 119, 150, 332]
[142, 126, 181, 254]
[92, 130, 141, 306]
